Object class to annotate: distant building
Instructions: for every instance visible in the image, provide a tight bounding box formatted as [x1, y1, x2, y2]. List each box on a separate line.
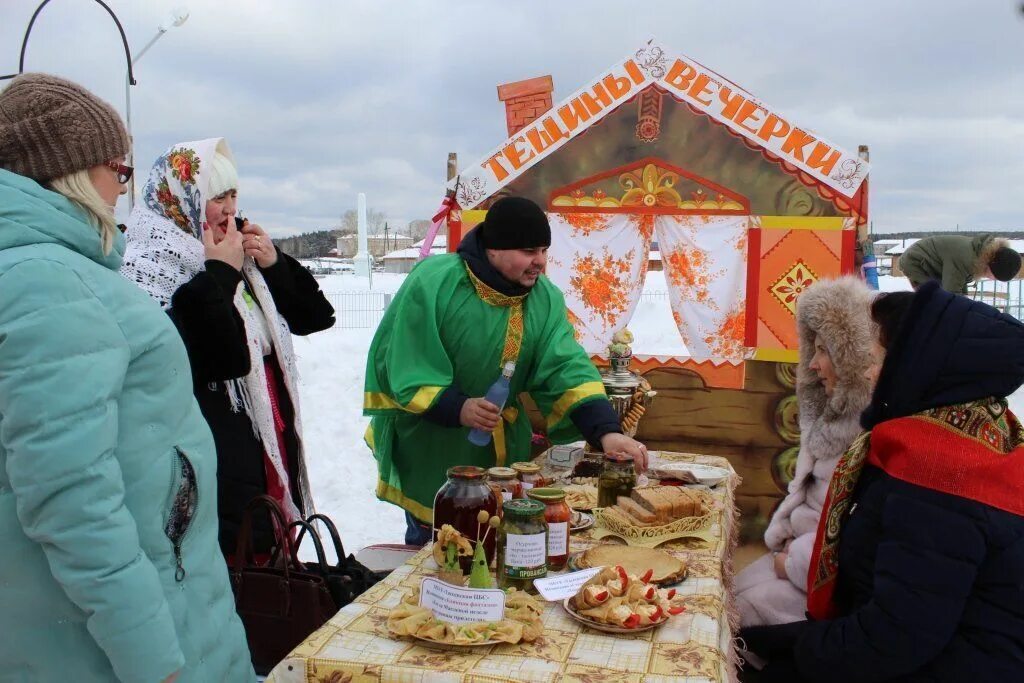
[383, 236, 447, 274]
[336, 232, 414, 258]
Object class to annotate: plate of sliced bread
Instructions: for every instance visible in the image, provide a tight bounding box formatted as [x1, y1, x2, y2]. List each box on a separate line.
[610, 486, 708, 527]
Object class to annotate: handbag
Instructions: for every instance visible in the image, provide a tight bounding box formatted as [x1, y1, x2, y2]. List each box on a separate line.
[292, 513, 382, 608]
[230, 496, 337, 675]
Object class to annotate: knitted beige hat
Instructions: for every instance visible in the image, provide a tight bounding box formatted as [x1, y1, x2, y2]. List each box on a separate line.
[0, 72, 130, 182]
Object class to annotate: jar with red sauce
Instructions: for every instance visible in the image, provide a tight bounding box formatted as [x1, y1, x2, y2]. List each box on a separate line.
[526, 487, 572, 570]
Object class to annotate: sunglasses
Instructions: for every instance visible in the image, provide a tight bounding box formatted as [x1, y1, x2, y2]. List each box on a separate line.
[105, 160, 134, 185]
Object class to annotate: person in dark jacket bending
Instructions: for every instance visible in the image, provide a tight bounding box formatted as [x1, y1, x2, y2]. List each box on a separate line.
[121, 137, 335, 556]
[740, 280, 1024, 683]
[900, 233, 1020, 293]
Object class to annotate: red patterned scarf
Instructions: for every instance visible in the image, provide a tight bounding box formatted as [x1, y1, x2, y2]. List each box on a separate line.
[806, 398, 1024, 620]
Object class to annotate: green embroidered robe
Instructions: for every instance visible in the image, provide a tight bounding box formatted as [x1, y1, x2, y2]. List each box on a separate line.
[363, 254, 608, 523]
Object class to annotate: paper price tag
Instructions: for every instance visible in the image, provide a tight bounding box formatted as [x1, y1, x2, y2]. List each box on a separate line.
[532, 567, 604, 602]
[418, 577, 506, 624]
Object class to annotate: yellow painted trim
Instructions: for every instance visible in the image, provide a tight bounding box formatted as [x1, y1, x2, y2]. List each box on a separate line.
[758, 216, 846, 231]
[462, 209, 487, 226]
[547, 381, 608, 430]
[376, 479, 434, 523]
[363, 386, 444, 414]
[752, 348, 800, 363]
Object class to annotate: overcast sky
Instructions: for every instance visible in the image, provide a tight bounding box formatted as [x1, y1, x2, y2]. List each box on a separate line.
[2, 0, 1022, 236]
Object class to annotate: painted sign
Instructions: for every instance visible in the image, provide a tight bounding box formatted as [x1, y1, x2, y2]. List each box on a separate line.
[449, 40, 868, 207]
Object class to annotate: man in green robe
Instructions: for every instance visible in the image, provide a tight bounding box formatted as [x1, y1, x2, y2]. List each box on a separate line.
[364, 197, 646, 544]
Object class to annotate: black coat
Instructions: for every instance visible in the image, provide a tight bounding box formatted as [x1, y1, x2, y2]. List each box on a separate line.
[746, 282, 1024, 683]
[167, 251, 334, 555]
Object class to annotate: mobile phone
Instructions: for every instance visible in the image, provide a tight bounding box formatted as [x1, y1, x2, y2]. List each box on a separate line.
[234, 216, 246, 230]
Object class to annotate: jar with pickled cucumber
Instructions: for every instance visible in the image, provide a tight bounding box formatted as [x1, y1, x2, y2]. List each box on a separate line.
[597, 453, 636, 508]
[496, 499, 548, 592]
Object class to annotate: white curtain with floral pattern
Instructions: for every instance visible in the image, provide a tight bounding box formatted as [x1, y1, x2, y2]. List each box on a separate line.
[546, 212, 748, 361]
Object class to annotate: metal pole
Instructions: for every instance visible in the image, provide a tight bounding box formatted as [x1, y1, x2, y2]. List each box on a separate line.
[125, 28, 169, 212]
[1, 0, 136, 84]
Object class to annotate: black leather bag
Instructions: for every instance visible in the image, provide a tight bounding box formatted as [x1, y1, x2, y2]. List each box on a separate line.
[293, 513, 381, 608]
[230, 496, 336, 675]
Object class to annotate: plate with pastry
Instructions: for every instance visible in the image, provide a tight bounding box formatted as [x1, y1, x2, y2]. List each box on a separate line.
[571, 544, 688, 585]
[388, 587, 544, 646]
[562, 565, 686, 633]
[561, 484, 599, 511]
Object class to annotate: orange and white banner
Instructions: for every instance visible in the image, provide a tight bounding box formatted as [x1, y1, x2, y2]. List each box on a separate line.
[449, 40, 868, 207]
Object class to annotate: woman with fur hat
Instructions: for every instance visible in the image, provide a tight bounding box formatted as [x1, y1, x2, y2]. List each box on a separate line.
[121, 138, 334, 558]
[0, 75, 253, 681]
[734, 276, 878, 628]
[741, 282, 1024, 682]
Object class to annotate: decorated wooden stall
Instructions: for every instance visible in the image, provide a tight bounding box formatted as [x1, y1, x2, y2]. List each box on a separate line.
[440, 41, 870, 540]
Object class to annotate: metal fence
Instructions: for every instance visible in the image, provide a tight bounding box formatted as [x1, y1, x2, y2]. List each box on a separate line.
[327, 292, 393, 329]
[969, 280, 1024, 321]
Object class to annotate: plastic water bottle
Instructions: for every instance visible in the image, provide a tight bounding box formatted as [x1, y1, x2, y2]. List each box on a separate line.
[468, 361, 516, 447]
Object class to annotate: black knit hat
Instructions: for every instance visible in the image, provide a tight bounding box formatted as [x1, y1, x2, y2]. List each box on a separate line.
[479, 196, 551, 250]
[990, 246, 1022, 282]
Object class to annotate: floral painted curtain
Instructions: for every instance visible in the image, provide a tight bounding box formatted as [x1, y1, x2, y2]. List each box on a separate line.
[547, 213, 652, 353]
[546, 212, 748, 361]
[656, 215, 748, 359]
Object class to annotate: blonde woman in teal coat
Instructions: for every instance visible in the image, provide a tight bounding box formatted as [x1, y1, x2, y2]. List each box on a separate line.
[0, 75, 254, 682]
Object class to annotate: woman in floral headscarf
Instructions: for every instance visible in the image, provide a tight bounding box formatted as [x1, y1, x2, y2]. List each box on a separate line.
[121, 138, 335, 557]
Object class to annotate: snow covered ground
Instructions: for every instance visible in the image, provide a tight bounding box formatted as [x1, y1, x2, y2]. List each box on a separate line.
[296, 270, 1024, 554]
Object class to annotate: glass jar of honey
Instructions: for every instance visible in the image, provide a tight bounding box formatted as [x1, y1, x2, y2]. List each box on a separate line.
[433, 466, 500, 571]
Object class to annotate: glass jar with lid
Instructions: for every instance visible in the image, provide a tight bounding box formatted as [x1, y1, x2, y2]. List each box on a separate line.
[511, 461, 545, 496]
[496, 499, 548, 592]
[487, 466, 522, 504]
[597, 453, 636, 508]
[526, 488, 572, 570]
[433, 466, 500, 571]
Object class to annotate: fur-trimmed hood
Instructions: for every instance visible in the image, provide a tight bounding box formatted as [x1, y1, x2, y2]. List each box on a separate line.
[764, 276, 877, 552]
[795, 276, 878, 425]
[975, 236, 1008, 278]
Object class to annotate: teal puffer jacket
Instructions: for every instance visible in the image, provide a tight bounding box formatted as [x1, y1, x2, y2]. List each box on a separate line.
[0, 168, 254, 682]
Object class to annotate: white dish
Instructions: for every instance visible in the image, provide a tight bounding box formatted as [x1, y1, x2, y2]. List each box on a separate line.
[562, 598, 666, 634]
[570, 511, 595, 532]
[654, 463, 730, 486]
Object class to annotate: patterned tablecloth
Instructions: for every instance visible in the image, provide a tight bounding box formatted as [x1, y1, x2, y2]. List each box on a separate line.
[267, 452, 740, 683]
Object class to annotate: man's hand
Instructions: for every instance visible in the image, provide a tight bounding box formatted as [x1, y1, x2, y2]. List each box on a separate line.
[460, 398, 500, 431]
[599, 433, 648, 471]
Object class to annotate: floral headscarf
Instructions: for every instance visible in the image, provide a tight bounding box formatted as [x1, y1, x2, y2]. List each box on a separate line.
[120, 137, 311, 525]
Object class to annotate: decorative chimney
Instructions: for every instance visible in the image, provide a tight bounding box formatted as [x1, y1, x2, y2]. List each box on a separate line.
[496, 75, 554, 136]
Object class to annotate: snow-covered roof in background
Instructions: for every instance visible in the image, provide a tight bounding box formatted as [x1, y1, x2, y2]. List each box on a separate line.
[413, 235, 447, 248]
[885, 237, 1024, 256]
[339, 233, 411, 239]
[383, 246, 445, 260]
[885, 239, 919, 255]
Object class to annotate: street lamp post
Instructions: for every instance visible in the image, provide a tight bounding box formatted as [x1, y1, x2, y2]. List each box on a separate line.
[126, 7, 189, 212]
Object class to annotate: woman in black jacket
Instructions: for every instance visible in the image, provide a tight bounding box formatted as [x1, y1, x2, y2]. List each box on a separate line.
[741, 281, 1024, 682]
[120, 137, 335, 556]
